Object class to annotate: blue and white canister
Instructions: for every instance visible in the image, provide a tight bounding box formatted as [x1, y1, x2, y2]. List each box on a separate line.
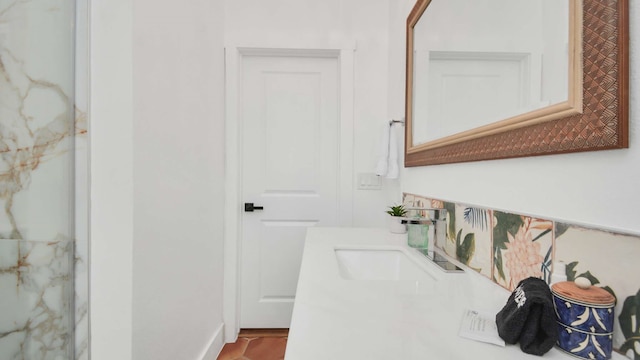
[551, 278, 616, 360]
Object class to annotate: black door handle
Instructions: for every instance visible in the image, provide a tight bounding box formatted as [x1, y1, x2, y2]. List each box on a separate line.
[244, 203, 264, 212]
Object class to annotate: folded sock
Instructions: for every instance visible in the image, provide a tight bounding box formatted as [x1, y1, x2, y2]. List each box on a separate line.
[495, 277, 559, 356]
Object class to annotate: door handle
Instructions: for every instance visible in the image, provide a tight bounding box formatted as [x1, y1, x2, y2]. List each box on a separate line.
[244, 203, 264, 212]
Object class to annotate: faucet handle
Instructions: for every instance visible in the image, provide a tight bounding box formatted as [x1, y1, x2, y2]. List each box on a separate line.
[405, 207, 447, 221]
[432, 208, 447, 221]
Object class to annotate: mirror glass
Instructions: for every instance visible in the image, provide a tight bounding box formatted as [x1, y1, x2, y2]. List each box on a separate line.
[405, 0, 628, 167]
[412, 0, 570, 145]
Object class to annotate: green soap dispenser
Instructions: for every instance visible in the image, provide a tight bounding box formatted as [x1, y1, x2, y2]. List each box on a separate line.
[403, 216, 430, 249]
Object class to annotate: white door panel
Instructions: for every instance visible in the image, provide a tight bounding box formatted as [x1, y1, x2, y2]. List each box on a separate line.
[240, 54, 339, 328]
[413, 51, 536, 144]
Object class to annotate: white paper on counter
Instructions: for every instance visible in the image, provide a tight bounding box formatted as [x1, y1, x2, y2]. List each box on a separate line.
[459, 309, 506, 347]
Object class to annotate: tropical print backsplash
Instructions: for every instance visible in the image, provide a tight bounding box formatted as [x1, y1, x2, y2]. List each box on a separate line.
[402, 193, 640, 360]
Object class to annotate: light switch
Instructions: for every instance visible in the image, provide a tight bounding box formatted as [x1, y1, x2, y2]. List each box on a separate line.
[357, 173, 382, 190]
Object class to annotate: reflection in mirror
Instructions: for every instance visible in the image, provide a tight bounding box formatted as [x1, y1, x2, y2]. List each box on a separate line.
[412, 0, 570, 145]
[404, 0, 628, 167]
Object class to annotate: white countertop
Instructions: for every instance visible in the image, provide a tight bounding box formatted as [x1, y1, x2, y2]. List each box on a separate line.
[285, 227, 627, 360]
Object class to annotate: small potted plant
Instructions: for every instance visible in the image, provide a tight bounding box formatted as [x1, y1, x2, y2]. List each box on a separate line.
[386, 204, 408, 234]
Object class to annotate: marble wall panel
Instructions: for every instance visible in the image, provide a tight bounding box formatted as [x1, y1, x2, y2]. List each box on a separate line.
[1, 2, 75, 238]
[74, 0, 90, 357]
[0, 239, 74, 359]
[0, 0, 87, 358]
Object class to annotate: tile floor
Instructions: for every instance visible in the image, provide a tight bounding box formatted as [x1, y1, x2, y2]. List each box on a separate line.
[217, 329, 288, 360]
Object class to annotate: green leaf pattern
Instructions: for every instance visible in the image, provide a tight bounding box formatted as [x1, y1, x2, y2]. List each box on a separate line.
[402, 194, 640, 359]
[443, 203, 484, 272]
[492, 212, 523, 284]
[542, 246, 552, 284]
[619, 290, 640, 359]
[492, 213, 552, 290]
[456, 229, 475, 266]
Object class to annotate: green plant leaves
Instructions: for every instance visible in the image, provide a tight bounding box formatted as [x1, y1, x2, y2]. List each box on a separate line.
[444, 202, 456, 242]
[493, 212, 523, 250]
[494, 247, 505, 282]
[566, 261, 579, 281]
[456, 229, 475, 266]
[565, 262, 617, 301]
[566, 263, 599, 284]
[542, 246, 552, 283]
[619, 289, 640, 359]
[386, 205, 407, 217]
[531, 228, 551, 242]
[555, 222, 570, 239]
[575, 270, 600, 286]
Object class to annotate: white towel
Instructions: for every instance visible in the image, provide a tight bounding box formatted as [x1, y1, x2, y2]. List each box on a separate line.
[374, 120, 400, 179]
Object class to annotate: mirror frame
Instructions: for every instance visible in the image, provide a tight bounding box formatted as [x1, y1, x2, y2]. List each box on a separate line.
[405, 0, 629, 167]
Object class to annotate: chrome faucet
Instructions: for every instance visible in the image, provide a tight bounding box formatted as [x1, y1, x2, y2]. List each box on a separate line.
[401, 207, 463, 272]
[403, 207, 448, 248]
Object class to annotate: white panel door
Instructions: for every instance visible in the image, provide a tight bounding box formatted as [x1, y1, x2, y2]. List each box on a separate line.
[240, 53, 339, 328]
[414, 52, 533, 144]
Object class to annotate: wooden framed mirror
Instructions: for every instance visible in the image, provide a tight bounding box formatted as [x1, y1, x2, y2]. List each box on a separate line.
[405, 0, 629, 166]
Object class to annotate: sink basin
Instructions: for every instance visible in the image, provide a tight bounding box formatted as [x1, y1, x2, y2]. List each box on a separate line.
[334, 248, 436, 281]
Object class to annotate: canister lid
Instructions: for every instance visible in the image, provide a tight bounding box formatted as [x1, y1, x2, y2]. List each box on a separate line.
[551, 278, 615, 306]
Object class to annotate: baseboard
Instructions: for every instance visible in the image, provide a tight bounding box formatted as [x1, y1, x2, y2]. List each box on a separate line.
[197, 323, 225, 360]
[238, 328, 289, 338]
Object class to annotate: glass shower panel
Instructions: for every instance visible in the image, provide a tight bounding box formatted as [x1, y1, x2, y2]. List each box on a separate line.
[0, 0, 77, 358]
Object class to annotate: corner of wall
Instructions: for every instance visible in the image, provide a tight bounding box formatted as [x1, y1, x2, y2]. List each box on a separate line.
[198, 324, 226, 360]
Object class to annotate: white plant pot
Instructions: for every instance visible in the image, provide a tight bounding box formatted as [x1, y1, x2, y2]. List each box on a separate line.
[389, 216, 407, 234]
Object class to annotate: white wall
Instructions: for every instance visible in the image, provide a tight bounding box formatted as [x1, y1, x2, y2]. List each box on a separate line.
[89, 1, 638, 358]
[90, 0, 134, 359]
[224, 0, 400, 226]
[391, 1, 640, 235]
[132, 0, 226, 359]
[91, 0, 226, 359]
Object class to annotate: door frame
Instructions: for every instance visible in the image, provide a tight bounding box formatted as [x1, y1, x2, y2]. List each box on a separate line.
[223, 45, 355, 342]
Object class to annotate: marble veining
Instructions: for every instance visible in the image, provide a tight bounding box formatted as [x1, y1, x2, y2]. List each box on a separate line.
[0, 53, 75, 240]
[0, 0, 86, 358]
[0, 239, 73, 359]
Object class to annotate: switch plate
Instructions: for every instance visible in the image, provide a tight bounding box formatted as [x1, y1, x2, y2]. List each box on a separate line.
[357, 173, 382, 190]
